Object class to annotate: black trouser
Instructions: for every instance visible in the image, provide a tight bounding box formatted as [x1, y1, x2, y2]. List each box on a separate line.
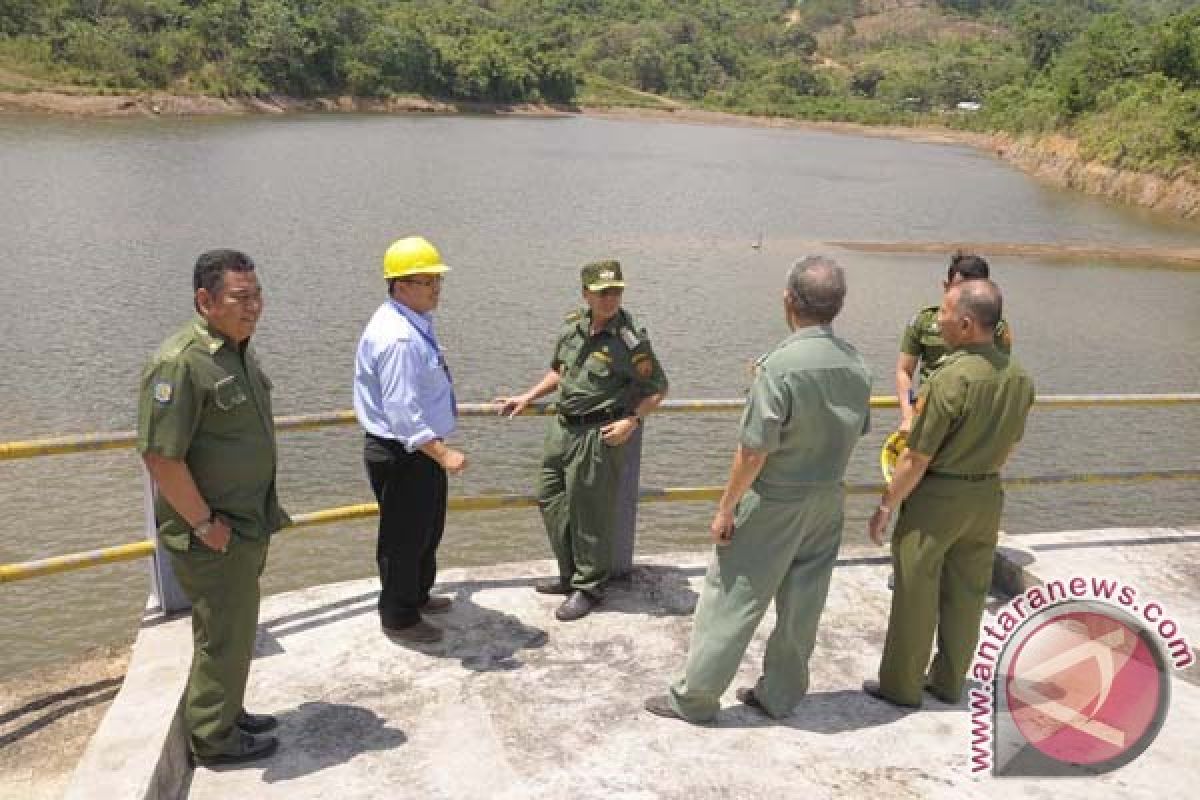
[364, 434, 447, 628]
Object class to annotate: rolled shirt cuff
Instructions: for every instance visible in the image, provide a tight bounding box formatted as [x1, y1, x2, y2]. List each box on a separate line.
[404, 429, 439, 452]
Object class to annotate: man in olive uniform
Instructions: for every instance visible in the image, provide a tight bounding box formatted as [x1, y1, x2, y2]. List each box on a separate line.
[895, 253, 1012, 434]
[496, 260, 667, 622]
[866, 279, 1034, 709]
[138, 249, 289, 766]
[644, 256, 872, 724]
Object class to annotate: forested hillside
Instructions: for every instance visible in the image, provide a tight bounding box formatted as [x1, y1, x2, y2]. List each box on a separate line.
[2, 0, 1199, 175]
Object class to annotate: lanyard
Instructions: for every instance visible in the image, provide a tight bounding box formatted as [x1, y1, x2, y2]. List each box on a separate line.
[405, 314, 458, 417]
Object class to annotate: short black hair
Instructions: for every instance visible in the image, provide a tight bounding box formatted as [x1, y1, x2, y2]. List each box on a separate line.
[947, 251, 990, 283]
[193, 250, 255, 312]
[194, 249, 255, 296]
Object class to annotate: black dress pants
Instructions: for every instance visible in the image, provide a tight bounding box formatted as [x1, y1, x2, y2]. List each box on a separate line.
[364, 434, 448, 628]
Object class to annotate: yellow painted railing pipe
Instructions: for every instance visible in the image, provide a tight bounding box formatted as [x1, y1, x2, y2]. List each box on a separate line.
[4, 469, 1198, 585]
[3, 394, 1200, 462]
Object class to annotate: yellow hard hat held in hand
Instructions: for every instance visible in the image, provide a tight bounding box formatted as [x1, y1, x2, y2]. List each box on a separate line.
[881, 430, 908, 484]
[383, 236, 451, 279]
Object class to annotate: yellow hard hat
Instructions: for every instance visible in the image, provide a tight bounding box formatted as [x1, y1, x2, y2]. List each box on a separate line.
[382, 236, 451, 279]
[880, 430, 909, 484]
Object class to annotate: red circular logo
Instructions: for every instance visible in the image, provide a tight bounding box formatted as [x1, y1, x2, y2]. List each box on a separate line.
[1003, 605, 1168, 768]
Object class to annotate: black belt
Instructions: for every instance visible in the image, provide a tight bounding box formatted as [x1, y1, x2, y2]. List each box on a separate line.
[559, 408, 627, 427]
[927, 470, 998, 482]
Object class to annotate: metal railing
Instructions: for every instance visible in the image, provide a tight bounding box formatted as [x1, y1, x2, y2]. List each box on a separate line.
[4, 394, 1199, 462]
[2, 394, 1198, 585]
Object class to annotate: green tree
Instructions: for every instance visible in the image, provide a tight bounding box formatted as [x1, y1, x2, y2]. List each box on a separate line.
[1152, 9, 1200, 89]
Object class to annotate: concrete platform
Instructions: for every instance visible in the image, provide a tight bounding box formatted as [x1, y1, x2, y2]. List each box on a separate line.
[66, 527, 1200, 799]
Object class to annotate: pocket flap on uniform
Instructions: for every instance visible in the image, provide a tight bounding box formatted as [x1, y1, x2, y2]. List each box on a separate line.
[213, 375, 248, 410]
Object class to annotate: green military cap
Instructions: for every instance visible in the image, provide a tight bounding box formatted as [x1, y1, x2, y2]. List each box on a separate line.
[581, 260, 625, 291]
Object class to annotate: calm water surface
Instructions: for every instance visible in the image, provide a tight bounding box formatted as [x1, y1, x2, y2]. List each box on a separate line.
[1, 113, 1197, 676]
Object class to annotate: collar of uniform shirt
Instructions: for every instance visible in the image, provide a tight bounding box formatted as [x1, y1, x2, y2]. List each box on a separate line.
[582, 307, 625, 336]
[192, 314, 242, 355]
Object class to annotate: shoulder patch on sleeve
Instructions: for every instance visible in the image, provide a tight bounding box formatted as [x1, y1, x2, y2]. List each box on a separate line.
[153, 381, 173, 405]
[620, 327, 640, 349]
[564, 309, 583, 323]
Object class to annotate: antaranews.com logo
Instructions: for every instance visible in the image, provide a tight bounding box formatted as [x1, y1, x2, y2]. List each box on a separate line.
[967, 576, 1193, 776]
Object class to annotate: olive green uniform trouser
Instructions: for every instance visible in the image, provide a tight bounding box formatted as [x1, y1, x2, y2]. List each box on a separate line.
[537, 418, 626, 595]
[168, 535, 270, 757]
[878, 476, 1003, 706]
[669, 486, 845, 722]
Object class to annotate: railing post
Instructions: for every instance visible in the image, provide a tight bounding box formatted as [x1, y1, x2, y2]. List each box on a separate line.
[612, 422, 644, 577]
[143, 466, 190, 614]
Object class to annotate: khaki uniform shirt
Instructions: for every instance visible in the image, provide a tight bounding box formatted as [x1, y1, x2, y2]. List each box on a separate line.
[551, 308, 668, 416]
[908, 343, 1035, 476]
[901, 305, 1012, 384]
[137, 316, 289, 551]
[740, 325, 872, 500]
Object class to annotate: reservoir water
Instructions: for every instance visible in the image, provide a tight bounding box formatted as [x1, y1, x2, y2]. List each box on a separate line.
[1, 113, 1197, 677]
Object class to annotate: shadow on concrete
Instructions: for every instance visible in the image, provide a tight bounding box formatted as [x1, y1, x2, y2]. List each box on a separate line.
[389, 589, 550, 673]
[717, 688, 957, 732]
[608, 564, 703, 617]
[245, 702, 407, 783]
[261, 591, 379, 641]
[0, 678, 122, 749]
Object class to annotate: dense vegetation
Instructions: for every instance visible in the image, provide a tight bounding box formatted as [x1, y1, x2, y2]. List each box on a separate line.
[2, 0, 1199, 174]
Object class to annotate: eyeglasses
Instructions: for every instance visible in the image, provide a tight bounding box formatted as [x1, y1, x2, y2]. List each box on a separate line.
[221, 288, 264, 306]
[404, 276, 443, 288]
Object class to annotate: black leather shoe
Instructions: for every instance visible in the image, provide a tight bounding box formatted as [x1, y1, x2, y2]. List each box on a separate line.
[862, 679, 921, 709]
[534, 579, 572, 595]
[191, 731, 279, 767]
[383, 618, 444, 643]
[236, 710, 278, 734]
[555, 590, 596, 621]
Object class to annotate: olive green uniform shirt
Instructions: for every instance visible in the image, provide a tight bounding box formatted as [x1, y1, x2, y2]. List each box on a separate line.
[137, 316, 289, 551]
[739, 325, 872, 499]
[550, 308, 668, 415]
[901, 305, 1012, 384]
[908, 342, 1035, 475]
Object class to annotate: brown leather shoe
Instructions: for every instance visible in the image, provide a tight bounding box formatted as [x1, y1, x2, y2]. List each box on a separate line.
[421, 595, 453, 614]
[736, 687, 767, 714]
[643, 695, 713, 726]
[862, 679, 921, 709]
[643, 695, 686, 721]
[534, 579, 572, 595]
[383, 619, 443, 643]
[191, 731, 279, 767]
[555, 590, 596, 621]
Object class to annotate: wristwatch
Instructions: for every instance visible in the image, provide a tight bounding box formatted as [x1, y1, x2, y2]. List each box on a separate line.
[192, 514, 216, 539]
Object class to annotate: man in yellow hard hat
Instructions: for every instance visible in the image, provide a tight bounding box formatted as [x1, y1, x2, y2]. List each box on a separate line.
[354, 236, 466, 644]
[866, 279, 1034, 709]
[495, 260, 668, 622]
